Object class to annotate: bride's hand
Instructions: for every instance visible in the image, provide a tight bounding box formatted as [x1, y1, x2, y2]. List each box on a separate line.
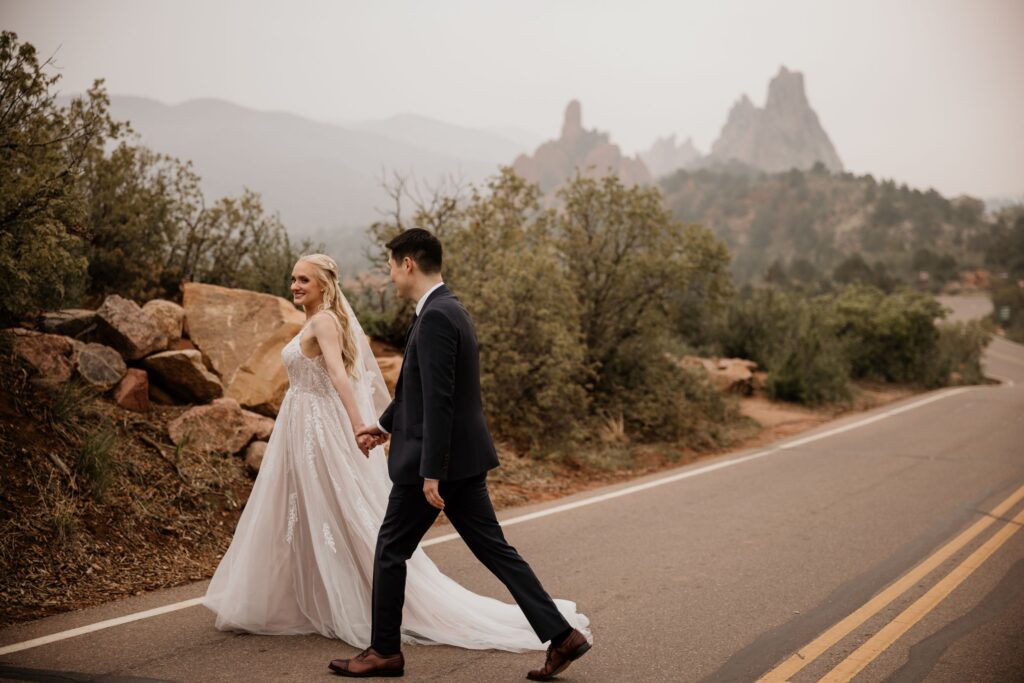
[354, 425, 373, 457]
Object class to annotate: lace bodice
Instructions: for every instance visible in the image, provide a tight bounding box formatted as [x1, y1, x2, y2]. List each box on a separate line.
[281, 325, 336, 397]
[281, 322, 377, 401]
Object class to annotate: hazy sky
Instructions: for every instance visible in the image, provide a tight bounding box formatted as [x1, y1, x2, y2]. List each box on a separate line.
[4, 0, 1022, 198]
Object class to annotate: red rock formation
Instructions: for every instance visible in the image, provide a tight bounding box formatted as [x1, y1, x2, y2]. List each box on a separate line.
[512, 100, 652, 194]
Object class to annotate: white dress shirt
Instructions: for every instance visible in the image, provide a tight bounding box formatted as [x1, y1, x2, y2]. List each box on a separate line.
[376, 281, 444, 435]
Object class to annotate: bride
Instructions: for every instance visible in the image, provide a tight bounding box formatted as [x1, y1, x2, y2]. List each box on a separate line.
[202, 253, 588, 652]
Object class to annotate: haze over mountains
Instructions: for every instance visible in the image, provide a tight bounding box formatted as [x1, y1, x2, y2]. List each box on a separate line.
[101, 66, 850, 239]
[103, 96, 534, 236]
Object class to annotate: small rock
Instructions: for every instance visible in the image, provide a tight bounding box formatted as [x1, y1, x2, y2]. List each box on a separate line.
[144, 349, 223, 403]
[38, 309, 97, 338]
[6, 328, 80, 383]
[681, 355, 758, 395]
[244, 441, 268, 473]
[113, 368, 150, 412]
[242, 411, 275, 441]
[95, 295, 169, 360]
[142, 299, 185, 344]
[76, 342, 127, 391]
[168, 398, 257, 455]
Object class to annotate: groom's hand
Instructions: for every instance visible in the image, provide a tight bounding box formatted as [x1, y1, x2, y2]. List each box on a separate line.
[356, 424, 389, 457]
[423, 478, 444, 510]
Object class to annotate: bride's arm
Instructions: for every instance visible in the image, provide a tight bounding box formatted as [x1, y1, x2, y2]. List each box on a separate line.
[309, 313, 368, 446]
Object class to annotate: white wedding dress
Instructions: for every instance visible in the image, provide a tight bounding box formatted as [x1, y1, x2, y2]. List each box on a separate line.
[202, 300, 589, 651]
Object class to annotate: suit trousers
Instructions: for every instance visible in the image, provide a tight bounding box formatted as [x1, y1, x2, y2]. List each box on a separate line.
[370, 473, 571, 654]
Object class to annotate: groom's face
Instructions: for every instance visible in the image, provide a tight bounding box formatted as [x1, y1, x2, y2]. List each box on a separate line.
[388, 254, 414, 300]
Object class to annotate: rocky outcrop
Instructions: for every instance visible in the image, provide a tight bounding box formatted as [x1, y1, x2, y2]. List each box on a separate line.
[113, 369, 150, 412]
[7, 328, 80, 383]
[167, 397, 269, 455]
[142, 299, 185, 344]
[183, 283, 303, 415]
[76, 342, 127, 391]
[512, 100, 652, 194]
[144, 349, 223, 403]
[95, 295, 169, 360]
[225, 324, 302, 416]
[640, 135, 702, 178]
[709, 66, 843, 173]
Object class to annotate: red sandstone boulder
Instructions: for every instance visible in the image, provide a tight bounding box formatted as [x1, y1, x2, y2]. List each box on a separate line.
[183, 283, 303, 415]
[7, 328, 79, 383]
[167, 398, 267, 455]
[144, 349, 223, 403]
[113, 369, 150, 412]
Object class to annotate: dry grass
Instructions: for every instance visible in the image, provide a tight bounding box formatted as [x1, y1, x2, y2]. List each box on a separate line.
[0, 342, 253, 627]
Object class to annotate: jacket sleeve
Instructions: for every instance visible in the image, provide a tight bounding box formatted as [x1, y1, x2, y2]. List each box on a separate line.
[416, 308, 458, 480]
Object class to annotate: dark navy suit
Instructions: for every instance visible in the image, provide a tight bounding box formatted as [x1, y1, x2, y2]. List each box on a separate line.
[371, 284, 570, 654]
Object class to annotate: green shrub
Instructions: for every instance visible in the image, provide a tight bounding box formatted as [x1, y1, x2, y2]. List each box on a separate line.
[764, 304, 852, 405]
[719, 286, 851, 405]
[595, 339, 739, 446]
[832, 284, 945, 383]
[920, 319, 992, 387]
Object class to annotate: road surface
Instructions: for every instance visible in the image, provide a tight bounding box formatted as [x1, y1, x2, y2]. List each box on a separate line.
[2, 296, 1022, 682]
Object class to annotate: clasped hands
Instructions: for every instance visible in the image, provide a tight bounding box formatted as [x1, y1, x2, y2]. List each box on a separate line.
[355, 424, 389, 457]
[354, 424, 444, 510]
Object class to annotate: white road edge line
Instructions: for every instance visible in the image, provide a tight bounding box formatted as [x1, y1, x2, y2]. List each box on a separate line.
[0, 386, 973, 657]
[0, 598, 205, 657]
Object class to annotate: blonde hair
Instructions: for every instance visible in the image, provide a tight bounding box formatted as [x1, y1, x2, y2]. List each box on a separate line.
[298, 253, 359, 376]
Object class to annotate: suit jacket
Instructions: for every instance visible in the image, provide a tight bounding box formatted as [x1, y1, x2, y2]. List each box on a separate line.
[378, 284, 500, 484]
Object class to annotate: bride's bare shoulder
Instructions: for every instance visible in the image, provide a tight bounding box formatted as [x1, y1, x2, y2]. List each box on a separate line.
[308, 310, 346, 338]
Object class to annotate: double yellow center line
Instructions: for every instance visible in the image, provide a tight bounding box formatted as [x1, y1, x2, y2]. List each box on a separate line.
[759, 483, 1024, 682]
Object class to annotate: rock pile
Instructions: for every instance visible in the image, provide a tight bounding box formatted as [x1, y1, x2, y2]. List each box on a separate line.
[6, 283, 404, 473]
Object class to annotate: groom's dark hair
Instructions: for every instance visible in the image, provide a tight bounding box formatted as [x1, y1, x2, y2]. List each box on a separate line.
[386, 228, 443, 274]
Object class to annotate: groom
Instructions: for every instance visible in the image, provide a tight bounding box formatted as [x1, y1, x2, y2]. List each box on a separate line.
[329, 229, 591, 679]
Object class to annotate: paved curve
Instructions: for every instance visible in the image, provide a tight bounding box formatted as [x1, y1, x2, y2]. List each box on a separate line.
[1, 297, 1022, 682]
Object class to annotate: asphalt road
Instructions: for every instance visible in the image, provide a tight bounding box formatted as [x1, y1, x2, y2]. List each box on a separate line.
[2, 296, 1022, 682]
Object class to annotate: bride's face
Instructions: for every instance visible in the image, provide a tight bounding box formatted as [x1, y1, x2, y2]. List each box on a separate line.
[291, 261, 324, 309]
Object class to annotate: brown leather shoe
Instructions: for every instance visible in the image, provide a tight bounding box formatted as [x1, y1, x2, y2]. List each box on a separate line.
[328, 647, 404, 677]
[527, 629, 591, 681]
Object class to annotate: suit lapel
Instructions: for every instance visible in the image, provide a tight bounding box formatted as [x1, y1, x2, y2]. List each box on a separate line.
[409, 284, 449, 342]
[395, 284, 450, 395]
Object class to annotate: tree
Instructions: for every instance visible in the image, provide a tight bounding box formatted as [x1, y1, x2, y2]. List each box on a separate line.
[554, 173, 733, 435]
[355, 169, 735, 446]
[0, 32, 118, 319]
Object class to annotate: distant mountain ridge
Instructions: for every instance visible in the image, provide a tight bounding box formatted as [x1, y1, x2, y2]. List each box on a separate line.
[350, 113, 529, 166]
[97, 96, 528, 236]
